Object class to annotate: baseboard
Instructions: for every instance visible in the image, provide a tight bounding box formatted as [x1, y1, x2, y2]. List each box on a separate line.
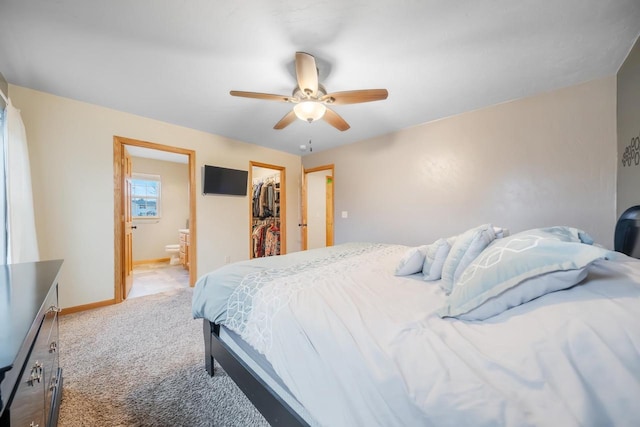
[133, 257, 170, 266]
[60, 298, 117, 315]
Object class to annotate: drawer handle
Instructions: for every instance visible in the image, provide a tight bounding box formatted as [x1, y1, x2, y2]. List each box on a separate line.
[27, 361, 43, 386]
[49, 341, 58, 353]
[47, 305, 62, 314]
[49, 375, 57, 391]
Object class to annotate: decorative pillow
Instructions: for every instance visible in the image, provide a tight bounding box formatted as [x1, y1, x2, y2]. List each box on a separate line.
[440, 224, 496, 294]
[437, 233, 611, 321]
[395, 245, 429, 276]
[493, 226, 509, 238]
[422, 238, 451, 281]
[529, 226, 594, 244]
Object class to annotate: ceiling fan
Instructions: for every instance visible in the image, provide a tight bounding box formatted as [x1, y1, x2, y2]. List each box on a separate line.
[230, 52, 388, 131]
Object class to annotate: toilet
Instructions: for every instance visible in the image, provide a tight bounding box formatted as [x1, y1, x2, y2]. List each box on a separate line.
[165, 244, 181, 265]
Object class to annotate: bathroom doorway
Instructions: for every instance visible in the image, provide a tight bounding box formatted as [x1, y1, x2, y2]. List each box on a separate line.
[114, 136, 196, 303]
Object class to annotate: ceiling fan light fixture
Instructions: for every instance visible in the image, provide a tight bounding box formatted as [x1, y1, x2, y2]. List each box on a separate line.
[230, 53, 387, 131]
[293, 101, 326, 123]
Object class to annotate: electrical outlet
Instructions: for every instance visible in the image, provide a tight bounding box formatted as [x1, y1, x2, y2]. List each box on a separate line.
[224, 255, 231, 264]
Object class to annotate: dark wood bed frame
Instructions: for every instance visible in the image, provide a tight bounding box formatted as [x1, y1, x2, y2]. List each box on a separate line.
[203, 320, 310, 427]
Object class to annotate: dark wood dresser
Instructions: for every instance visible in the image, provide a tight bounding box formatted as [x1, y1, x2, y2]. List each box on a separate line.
[0, 260, 64, 427]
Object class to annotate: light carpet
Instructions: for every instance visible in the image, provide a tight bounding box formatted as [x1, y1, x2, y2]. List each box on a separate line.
[58, 287, 269, 427]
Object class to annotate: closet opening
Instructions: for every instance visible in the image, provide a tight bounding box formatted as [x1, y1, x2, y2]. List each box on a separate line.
[249, 162, 286, 259]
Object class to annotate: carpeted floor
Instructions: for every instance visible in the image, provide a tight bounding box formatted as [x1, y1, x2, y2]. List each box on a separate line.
[58, 287, 269, 427]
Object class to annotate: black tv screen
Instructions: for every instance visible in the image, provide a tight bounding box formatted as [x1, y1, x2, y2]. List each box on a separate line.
[202, 165, 248, 196]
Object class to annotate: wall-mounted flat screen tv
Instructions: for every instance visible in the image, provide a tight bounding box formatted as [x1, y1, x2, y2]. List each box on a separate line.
[202, 165, 248, 196]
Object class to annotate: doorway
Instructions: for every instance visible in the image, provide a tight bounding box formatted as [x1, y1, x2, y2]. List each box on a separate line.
[249, 161, 286, 259]
[114, 136, 196, 303]
[302, 164, 334, 250]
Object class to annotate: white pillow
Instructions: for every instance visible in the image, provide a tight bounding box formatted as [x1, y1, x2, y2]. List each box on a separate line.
[493, 226, 509, 238]
[446, 269, 589, 320]
[532, 226, 593, 244]
[440, 224, 496, 294]
[438, 233, 611, 320]
[422, 238, 451, 281]
[395, 245, 429, 276]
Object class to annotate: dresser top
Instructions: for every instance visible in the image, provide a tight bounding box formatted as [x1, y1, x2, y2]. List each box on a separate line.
[0, 260, 63, 374]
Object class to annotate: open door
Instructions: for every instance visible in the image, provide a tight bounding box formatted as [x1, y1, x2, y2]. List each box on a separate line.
[302, 165, 334, 250]
[123, 146, 134, 298]
[326, 175, 334, 247]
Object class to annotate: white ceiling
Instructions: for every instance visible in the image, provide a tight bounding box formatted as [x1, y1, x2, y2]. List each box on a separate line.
[1, 1, 639, 156]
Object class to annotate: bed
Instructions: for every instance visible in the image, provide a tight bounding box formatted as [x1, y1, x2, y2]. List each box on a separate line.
[192, 225, 640, 427]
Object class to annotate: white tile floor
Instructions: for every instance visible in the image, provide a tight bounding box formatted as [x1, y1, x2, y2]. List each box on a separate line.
[128, 262, 190, 299]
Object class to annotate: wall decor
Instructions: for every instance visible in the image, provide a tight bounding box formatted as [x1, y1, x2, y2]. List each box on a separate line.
[621, 130, 640, 167]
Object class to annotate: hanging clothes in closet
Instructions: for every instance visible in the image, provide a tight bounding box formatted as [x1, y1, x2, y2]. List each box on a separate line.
[251, 175, 280, 258]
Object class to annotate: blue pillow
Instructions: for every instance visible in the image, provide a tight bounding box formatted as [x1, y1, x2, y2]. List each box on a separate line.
[395, 245, 429, 276]
[437, 229, 611, 320]
[527, 226, 594, 244]
[422, 238, 451, 281]
[440, 224, 496, 294]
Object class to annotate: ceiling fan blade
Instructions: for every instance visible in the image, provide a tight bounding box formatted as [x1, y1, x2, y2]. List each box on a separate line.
[323, 108, 350, 131]
[273, 110, 297, 130]
[320, 89, 388, 105]
[230, 90, 291, 102]
[295, 52, 319, 98]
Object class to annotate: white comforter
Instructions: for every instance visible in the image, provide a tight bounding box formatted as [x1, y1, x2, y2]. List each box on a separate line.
[235, 245, 640, 427]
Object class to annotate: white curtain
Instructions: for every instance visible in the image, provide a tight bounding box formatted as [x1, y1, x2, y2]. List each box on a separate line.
[0, 101, 6, 264]
[0, 90, 39, 264]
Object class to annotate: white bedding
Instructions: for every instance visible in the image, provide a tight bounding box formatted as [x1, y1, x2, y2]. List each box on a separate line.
[193, 243, 640, 427]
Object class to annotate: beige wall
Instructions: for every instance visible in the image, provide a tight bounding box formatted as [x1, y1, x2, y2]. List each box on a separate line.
[131, 157, 189, 261]
[11, 85, 302, 309]
[304, 77, 617, 248]
[617, 36, 640, 217]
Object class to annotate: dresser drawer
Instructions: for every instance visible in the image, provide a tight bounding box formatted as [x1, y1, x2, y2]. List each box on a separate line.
[10, 325, 49, 427]
[43, 313, 59, 427]
[9, 288, 60, 427]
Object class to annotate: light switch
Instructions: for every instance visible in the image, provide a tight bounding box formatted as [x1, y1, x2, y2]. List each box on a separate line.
[341, 211, 348, 219]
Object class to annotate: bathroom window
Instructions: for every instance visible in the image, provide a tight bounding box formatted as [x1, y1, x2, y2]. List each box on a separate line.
[131, 173, 161, 219]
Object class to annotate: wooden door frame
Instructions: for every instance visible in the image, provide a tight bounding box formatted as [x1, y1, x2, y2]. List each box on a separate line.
[302, 164, 334, 250]
[114, 136, 197, 304]
[249, 161, 286, 258]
